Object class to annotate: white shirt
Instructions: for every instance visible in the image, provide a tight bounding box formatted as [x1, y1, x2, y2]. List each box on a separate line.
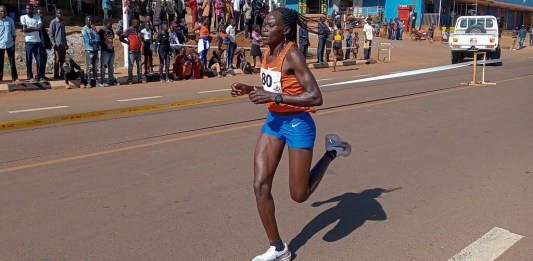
[20, 14, 42, 43]
[363, 23, 373, 41]
[140, 28, 153, 41]
[233, 0, 241, 11]
[226, 25, 236, 43]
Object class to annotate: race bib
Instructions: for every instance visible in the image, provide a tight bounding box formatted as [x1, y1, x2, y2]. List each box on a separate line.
[260, 67, 282, 93]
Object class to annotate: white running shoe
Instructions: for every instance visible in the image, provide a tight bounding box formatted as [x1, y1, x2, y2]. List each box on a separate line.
[252, 244, 291, 261]
[325, 134, 352, 157]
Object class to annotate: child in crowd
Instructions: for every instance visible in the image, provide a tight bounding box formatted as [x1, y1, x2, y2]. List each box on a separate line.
[345, 28, 353, 60]
[208, 50, 225, 78]
[140, 22, 154, 75]
[236, 48, 252, 74]
[156, 23, 172, 82]
[63, 56, 86, 89]
[353, 31, 360, 60]
[250, 24, 262, 69]
[218, 25, 229, 64]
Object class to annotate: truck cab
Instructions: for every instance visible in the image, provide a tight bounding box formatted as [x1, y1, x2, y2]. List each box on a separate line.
[449, 15, 501, 64]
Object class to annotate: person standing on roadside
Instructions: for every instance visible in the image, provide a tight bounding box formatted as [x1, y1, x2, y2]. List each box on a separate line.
[120, 19, 145, 84]
[232, 0, 241, 32]
[226, 18, 237, 69]
[82, 16, 101, 87]
[317, 16, 327, 64]
[363, 17, 373, 59]
[20, 4, 44, 83]
[49, 9, 68, 80]
[242, 0, 252, 38]
[98, 19, 118, 86]
[155, 23, 173, 82]
[36, 8, 52, 81]
[140, 22, 154, 75]
[344, 27, 353, 60]
[0, 5, 19, 83]
[186, 0, 199, 27]
[518, 25, 526, 49]
[299, 19, 309, 58]
[102, 0, 113, 19]
[530, 27, 533, 46]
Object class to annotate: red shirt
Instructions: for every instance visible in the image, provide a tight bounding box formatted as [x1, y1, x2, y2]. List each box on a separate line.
[122, 28, 142, 51]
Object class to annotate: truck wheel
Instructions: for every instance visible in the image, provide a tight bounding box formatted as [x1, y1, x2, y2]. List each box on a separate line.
[451, 51, 459, 64]
[491, 47, 501, 59]
[465, 24, 487, 34]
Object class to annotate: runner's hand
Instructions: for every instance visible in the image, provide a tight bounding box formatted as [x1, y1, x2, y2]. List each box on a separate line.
[231, 83, 254, 97]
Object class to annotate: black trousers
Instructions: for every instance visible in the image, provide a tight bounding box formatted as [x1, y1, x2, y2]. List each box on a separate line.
[0, 46, 18, 81]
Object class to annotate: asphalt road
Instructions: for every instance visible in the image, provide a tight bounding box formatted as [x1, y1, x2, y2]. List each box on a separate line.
[1, 42, 532, 261]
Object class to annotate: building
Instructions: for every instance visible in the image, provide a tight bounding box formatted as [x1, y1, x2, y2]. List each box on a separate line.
[284, 0, 533, 29]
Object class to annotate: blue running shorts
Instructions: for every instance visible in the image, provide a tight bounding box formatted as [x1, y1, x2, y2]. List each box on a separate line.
[261, 111, 316, 149]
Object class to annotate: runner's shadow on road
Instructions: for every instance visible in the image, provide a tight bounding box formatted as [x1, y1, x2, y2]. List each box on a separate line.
[289, 187, 401, 259]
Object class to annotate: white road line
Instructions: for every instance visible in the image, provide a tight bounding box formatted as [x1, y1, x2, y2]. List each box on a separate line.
[448, 227, 523, 261]
[198, 88, 231, 94]
[353, 74, 372, 78]
[8, 106, 70, 114]
[116, 96, 163, 102]
[321, 62, 474, 87]
[316, 78, 334, 82]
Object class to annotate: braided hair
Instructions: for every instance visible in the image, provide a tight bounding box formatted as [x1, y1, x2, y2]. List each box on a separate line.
[272, 7, 319, 44]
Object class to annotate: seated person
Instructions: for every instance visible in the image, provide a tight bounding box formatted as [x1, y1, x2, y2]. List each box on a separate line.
[172, 47, 188, 80]
[62, 56, 87, 89]
[236, 48, 253, 74]
[208, 50, 226, 78]
[190, 52, 206, 79]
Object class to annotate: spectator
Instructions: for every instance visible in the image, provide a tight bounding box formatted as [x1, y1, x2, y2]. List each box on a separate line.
[428, 24, 435, 43]
[139, 0, 148, 19]
[146, 1, 155, 23]
[236, 47, 252, 73]
[176, 0, 186, 22]
[217, 24, 229, 63]
[530, 27, 533, 46]
[98, 19, 118, 86]
[102, 0, 113, 19]
[167, 0, 176, 25]
[390, 18, 397, 40]
[197, 0, 204, 19]
[344, 27, 353, 60]
[0, 5, 19, 83]
[172, 47, 188, 80]
[363, 18, 373, 59]
[82, 16, 101, 87]
[120, 18, 145, 84]
[510, 27, 518, 50]
[49, 9, 68, 80]
[317, 16, 327, 64]
[170, 23, 183, 56]
[214, 0, 225, 30]
[179, 17, 189, 37]
[242, 0, 252, 38]
[325, 21, 333, 62]
[226, 18, 237, 69]
[156, 23, 173, 82]
[331, 29, 343, 72]
[397, 18, 403, 40]
[20, 4, 44, 83]
[518, 25, 526, 49]
[140, 22, 154, 75]
[299, 20, 309, 59]
[225, 0, 233, 27]
[251, 0, 262, 27]
[190, 52, 205, 79]
[353, 31, 359, 60]
[201, 0, 210, 28]
[232, 0, 242, 32]
[186, 0, 199, 28]
[208, 50, 224, 77]
[250, 24, 261, 68]
[194, 17, 210, 69]
[36, 8, 51, 81]
[63, 56, 86, 89]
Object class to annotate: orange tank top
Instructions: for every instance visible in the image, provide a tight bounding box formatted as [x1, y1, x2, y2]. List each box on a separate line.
[260, 42, 315, 113]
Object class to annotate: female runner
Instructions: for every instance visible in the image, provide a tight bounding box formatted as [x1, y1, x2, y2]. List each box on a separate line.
[231, 8, 352, 261]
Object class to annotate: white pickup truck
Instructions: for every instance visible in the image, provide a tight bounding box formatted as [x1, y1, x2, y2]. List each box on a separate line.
[449, 15, 501, 64]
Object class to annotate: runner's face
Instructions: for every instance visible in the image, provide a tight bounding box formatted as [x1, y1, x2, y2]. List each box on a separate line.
[261, 12, 285, 46]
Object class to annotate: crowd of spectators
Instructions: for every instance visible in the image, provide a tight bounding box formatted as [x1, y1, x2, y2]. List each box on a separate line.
[0, 0, 272, 88]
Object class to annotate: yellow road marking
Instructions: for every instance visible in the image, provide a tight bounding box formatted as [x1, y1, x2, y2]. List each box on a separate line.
[0, 96, 241, 131]
[0, 86, 468, 174]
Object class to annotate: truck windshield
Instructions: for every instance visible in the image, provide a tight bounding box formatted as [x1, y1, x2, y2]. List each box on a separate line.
[459, 18, 494, 28]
